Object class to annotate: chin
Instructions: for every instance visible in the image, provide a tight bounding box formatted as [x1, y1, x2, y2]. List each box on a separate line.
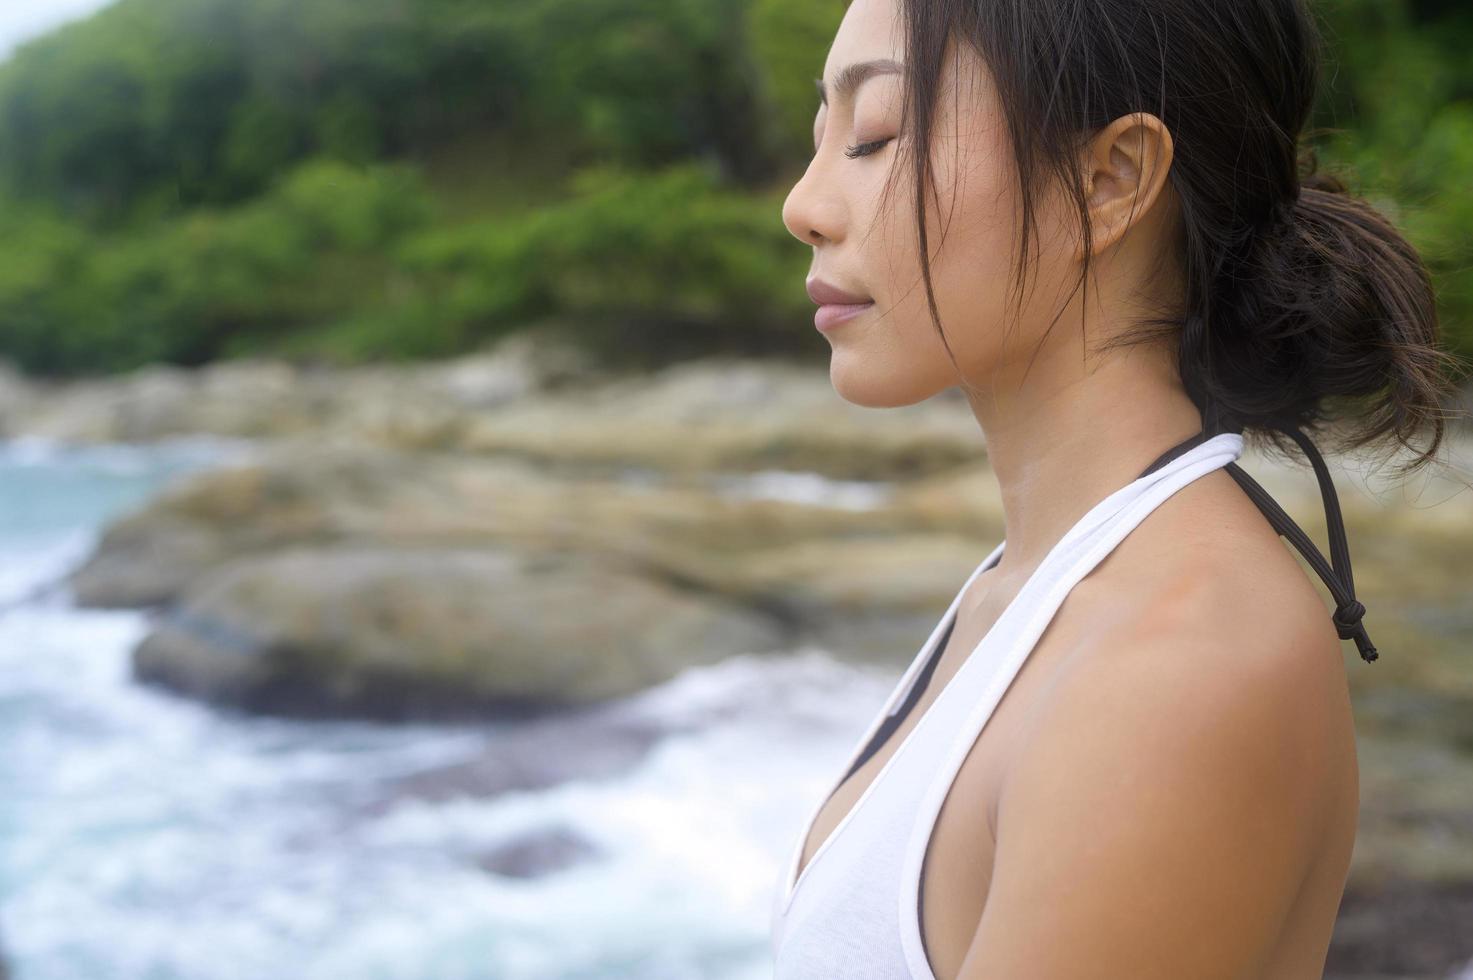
[828, 354, 944, 409]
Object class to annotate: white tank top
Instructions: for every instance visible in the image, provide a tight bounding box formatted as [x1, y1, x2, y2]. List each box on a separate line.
[768, 430, 1247, 979]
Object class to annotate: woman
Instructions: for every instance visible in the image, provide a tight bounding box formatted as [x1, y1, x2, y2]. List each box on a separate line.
[772, 0, 1465, 977]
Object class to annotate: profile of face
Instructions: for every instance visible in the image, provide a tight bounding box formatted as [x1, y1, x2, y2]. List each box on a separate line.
[782, 0, 1177, 412]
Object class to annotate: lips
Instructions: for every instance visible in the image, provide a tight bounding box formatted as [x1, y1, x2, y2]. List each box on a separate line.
[806, 277, 872, 306]
[814, 300, 874, 331]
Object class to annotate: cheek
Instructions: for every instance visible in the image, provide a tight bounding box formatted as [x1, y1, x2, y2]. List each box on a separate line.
[932, 140, 1021, 293]
[824, 135, 1028, 409]
[871, 135, 1023, 359]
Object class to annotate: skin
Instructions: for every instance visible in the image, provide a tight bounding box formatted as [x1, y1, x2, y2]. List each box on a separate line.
[780, 1, 1361, 977]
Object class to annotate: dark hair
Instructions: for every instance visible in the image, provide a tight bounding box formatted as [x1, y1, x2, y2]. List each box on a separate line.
[874, 0, 1469, 475]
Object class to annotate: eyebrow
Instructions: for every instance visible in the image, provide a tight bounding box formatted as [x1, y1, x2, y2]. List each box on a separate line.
[814, 58, 904, 106]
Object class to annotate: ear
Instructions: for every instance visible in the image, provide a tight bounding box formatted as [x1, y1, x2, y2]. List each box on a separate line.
[1076, 112, 1174, 259]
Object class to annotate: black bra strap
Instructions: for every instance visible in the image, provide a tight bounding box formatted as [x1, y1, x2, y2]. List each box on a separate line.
[1141, 418, 1379, 663]
[1137, 428, 1216, 478]
[1220, 448, 1377, 661]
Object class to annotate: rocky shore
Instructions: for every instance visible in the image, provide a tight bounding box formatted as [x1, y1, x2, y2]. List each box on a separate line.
[3, 336, 1471, 976]
[4, 337, 1016, 718]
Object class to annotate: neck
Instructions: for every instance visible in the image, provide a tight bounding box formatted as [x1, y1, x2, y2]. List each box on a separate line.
[962, 334, 1205, 578]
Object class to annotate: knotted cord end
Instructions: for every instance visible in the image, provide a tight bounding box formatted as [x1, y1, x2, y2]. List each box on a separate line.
[1332, 599, 1378, 663]
[1331, 599, 1366, 639]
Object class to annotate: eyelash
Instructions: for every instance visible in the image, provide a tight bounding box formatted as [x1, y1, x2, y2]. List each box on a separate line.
[844, 137, 893, 159]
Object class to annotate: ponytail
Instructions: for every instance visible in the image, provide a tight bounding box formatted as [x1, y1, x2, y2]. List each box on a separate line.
[1184, 156, 1467, 476]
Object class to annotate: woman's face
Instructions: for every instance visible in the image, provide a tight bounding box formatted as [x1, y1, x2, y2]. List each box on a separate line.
[782, 0, 1081, 409]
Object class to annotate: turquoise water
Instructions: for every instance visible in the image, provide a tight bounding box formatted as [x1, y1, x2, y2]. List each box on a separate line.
[0, 436, 874, 980]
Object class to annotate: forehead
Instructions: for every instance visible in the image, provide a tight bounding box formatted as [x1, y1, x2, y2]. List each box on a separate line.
[823, 0, 905, 83]
[822, 9, 1003, 129]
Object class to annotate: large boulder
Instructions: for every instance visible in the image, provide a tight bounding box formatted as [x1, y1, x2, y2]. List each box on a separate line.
[65, 437, 1003, 616]
[132, 544, 785, 720]
[67, 439, 462, 607]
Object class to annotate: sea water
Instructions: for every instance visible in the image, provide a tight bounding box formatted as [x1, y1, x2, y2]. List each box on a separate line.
[0, 436, 891, 980]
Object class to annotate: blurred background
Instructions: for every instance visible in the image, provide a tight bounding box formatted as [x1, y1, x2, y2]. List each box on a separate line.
[0, 0, 1469, 978]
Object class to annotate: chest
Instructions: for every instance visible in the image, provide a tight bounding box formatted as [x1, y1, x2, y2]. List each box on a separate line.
[792, 576, 1109, 979]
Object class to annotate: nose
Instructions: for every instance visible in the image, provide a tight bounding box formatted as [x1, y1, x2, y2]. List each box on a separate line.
[781, 156, 840, 247]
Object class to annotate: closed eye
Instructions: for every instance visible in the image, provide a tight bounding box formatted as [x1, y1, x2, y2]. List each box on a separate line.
[844, 137, 894, 159]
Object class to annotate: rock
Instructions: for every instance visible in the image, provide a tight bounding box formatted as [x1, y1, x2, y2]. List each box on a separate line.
[365, 699, 672, 807]
[1325, 876, 1473, 980]
[132, 545, 786, 720]
[5, 331, 591, 448]
[1345, 731, 1473, 886]
[724, 533, 1000, 663]
[65, 437, 1000, 618]
[68, 439, 444, 607]
[0, 357, 38, 440]
[474, 826, 603, 879]
[68, 432, 1015, 672]
[457, 358, 984, 480]
[18, 360, 303, 443]
[2, 342, 989, 479]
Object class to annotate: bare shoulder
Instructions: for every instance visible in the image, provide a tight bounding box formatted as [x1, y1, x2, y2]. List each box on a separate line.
[955, 548, 1357, 979]
[1057, 546, 1356, 782]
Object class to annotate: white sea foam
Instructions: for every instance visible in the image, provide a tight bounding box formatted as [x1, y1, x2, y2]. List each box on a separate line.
[0, 437, 891, 980]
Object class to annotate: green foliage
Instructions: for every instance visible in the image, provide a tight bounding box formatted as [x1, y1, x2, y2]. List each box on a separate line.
[327, 161, 810, 363]
[0, 0, 780, 224]
[0, 0, 1467, 375]
[222, 97, 304, 193]
[0, 155, 809, 373]
[186, 161, 812, 367]
[271, 159, 434, 250]
[1310, 0, 1473, 360]
[0, 160, 436, 374]
[0, 0, 535, 223]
